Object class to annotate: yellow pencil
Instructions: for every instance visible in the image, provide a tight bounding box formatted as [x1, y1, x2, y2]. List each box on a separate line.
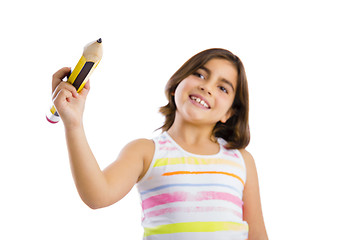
[47, 38, 103, 124]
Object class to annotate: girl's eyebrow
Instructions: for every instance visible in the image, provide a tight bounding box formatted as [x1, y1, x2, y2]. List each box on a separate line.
[221, 79, 235, 92]
[199, 66, 211, 75]
[199, 66, 235, 92]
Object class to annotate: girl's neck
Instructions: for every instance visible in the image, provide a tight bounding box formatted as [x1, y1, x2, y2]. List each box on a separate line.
[167, 117, 217, 147]
[167, 124, 220, 155]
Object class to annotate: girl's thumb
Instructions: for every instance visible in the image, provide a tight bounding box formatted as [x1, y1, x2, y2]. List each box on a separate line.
[80, 80, 91, 97]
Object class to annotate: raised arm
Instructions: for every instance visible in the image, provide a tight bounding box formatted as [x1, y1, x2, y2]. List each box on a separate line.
[65, 129, 152, 209]
[51, 68, 153, 209]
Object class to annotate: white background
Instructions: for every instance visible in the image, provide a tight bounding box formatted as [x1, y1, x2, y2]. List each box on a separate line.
[1, 0, 359, 239]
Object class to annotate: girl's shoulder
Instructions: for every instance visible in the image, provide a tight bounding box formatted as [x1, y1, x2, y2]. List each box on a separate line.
[125, 138, 155, 156]
[239, 149, 254, 163]
[129, 138, 154, 146]
[125, 138, 155, 182]
[238, 149, 256, 179]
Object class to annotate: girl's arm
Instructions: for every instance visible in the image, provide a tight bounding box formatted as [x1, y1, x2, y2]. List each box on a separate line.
[52, 68, 152, 209]
[240, 149, 268, 240]
[66, 128, 153, 209]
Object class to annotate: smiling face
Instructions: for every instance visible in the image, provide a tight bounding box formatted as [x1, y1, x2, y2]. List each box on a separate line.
[173, 58, 238, 126]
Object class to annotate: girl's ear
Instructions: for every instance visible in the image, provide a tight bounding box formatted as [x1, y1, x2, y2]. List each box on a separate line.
[220, 108, 234, 123]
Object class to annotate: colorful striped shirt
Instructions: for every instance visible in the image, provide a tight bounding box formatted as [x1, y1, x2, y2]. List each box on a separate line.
[137, 132, 248, 239]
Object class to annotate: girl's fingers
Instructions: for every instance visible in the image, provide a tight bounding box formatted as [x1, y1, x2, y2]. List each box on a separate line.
[52, 67, 71, 93]
[84, 80, 90, 90]
[52, 81, 78, 101]
[53, 88, 73, 109]
[79, 80, 90, 98]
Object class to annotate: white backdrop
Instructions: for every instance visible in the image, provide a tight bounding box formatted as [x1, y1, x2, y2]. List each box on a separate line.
[1, 0, 359, 239]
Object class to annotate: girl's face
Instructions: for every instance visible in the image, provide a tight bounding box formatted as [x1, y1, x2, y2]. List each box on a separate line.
[174, 58, 238, 126]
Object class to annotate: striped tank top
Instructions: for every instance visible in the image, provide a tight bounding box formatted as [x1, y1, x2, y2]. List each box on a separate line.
[137, 132, 249, 240]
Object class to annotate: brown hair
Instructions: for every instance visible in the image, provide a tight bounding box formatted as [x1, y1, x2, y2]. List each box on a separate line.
[159, 48, 250, 149]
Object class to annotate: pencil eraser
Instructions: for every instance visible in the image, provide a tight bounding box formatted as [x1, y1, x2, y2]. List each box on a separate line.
[46, 115, 60, 124]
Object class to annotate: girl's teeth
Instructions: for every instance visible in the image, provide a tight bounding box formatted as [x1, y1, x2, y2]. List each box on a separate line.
[191, 96, 209, 108]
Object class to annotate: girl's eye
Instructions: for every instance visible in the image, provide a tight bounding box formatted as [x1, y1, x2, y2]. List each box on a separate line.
[194, 72, 205, 80]
[219, 86, 228, 93]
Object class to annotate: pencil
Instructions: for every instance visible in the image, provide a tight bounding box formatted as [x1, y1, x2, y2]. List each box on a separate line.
[47, 38, 103, 124]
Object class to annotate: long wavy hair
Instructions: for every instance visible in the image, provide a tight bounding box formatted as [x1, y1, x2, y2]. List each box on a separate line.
[159, 48, 250, 149]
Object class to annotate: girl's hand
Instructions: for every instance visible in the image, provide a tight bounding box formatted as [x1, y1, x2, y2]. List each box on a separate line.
[51, 67, 90, 128]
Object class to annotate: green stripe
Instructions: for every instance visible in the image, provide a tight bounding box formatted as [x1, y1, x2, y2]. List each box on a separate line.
[144, 221, 248, 237]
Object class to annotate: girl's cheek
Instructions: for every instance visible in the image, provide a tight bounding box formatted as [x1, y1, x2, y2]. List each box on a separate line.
[219, 95, 235, 110]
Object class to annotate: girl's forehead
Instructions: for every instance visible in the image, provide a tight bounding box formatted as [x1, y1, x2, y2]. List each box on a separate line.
[201, 59, 238, 83]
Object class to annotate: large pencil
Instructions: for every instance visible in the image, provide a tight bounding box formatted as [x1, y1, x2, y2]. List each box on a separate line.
[47, 38, 103, 124]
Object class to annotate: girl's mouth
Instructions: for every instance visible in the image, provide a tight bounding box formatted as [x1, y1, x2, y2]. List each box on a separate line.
[189, 95, 211, 109]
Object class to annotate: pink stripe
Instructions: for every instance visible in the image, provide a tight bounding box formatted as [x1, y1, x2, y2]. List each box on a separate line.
[223, 151, 240, 158]
[46, 116, 58, 124]
[158, 140, 171, 145]
[145, 206, 242, 218]
[142, 191, 243, 210]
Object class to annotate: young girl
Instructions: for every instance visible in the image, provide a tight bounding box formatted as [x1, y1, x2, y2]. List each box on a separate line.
[51, 48, 268, 239]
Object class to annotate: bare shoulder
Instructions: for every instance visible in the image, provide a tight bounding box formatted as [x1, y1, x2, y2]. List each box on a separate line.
[100, 138, 155, 206]
[104, 138, 155, 189]
[124, 138, 155, 151]
[239, 149, 256, 172]
[238, 149, 258, 190]
[121, 138, 155, 162]
[121, 138, 155, 182]
[239, 148, 253, 160]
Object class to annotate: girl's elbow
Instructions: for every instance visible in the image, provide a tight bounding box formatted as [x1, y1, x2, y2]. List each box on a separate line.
[88, 204, 103, 210]
[82, 193, 121, 210]
[84, 199, 110, 210]
[86, 201, 103, 210]
[80, 194, 109, 210]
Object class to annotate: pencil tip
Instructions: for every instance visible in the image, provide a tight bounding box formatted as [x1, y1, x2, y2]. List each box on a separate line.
[97, 38, 102, 43]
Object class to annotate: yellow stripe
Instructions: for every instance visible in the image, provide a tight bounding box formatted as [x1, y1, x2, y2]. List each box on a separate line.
[154, 157, 244, 170]
[50, 105, 57, 114]
[94, 59, 101, 69]
[144, 221, 248, 237]
[67, 56, 87, 85]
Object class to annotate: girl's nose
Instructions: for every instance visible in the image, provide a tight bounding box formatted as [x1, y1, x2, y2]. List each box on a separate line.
[200, 86, 212, 96]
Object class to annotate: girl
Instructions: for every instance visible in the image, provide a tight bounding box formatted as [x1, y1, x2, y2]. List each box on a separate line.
[51, 48, 268, 239]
